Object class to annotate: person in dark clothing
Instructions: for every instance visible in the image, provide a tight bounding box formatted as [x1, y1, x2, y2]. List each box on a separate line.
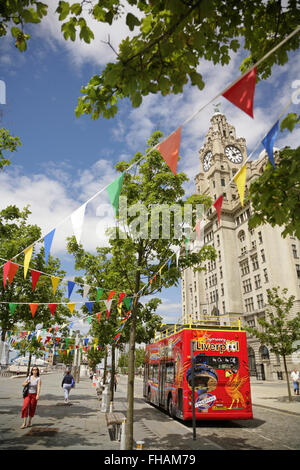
[61, 368, 74, 403]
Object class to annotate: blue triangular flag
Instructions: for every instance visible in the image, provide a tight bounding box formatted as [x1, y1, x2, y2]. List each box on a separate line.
[168, 259, 172, 270]
[84, 338, 89, 346]
[44, 229, 55, 264]
[262, 120, 279, 168]
[85, 301, 94, 314]
[68, 281, 75, 298]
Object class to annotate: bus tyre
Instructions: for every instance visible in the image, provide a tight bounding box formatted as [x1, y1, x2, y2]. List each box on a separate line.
[168, 396, 173, 417]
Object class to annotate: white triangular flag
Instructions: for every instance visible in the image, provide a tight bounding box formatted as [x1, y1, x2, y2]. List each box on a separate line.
[83, 284, 90, 298]
[176, 248, 180, 267]
[103, 299, 113, 313]
[71, 203, 87, 244]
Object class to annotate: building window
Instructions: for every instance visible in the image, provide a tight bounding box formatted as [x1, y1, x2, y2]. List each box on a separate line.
[258, 231, 263, 244]
[241, 246, 247, 255]
[264, 268, 269, 283]
[218, 251, 221, 261]
[251, 254, 259, 270]
[238, 230, 245, 243]
[296, 265, 300, 279]
[257, 293, 264, 309]
[219, 266, 223, 278]
[240, 260, 250, 276]
[292, 244, 298, 258]
[221, 283, 224, 296]
[261, 249, 265, 263]
[245, 297, 254, 313]
[222, 301, 226, 314]
[259, 345, 270, 360]
[243, 278, 252, 293]
[247, 319, 255, 328]
[254, 274, 261, 289]
[251, 240, 256, 250]
[221, 178, 225, 186]
[217, 234, 220, 246]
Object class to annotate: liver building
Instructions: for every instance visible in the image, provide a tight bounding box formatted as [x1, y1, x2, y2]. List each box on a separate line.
[181, 112, 300, 380]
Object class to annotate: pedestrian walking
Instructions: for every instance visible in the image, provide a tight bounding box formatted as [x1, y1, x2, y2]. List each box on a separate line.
[291, 368, 299, 395]
[20, 366, 41, 429]
[62, 368, 75, 403]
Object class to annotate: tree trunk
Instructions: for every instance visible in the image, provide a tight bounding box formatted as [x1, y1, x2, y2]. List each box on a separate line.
[283, 354, 292, 401]
[103, 346, 108, 384]
[110, 342, 116, 402]
[125, 306, 137, 450]
[26, 351, 32, 377]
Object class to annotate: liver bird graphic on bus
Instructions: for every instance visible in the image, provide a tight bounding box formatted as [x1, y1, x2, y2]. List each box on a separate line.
[225, 369, 248, 409]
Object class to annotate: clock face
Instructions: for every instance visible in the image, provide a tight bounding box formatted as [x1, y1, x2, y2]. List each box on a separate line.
[203, 151, 212, 171]
[225, 145, 243, 163]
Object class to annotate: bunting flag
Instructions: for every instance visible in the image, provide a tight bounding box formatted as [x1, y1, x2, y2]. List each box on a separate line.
[24, 246, 33, 279]
[176, 248, 180, 267]
[96, 312, 101, 323]
[117, 303, 122, 315]
[213, 195, 223, 225]
[44, 229, 55, 264]
[118, 293, 126, 305]
[222, 67, 257, 118]
[234, 165, 247, 207]
[51, 276, 60, 295]
[124, 297, 132, 311]
[96, 288, 103, 302]
[106, 172, 125, 215]
[71, 203, 87, 245]
[85, 301, 94, 314]
[31, 270, 41, 292]
[104, 299, 113, 319]
[195, 219, 205, 245]
[8, 262, 19, 285]
[29, 304, 38, 318]
[9, 303, 17, 315]
[157, 126, 182, 176]
[107, 290, 116, 302]
[262, 120, 279, 168]
[67, 303, 76, 314]
[168, 258, 172, 270]
[48, 304, 58, 316]
[3, 260, 11, 288]
[83, 284, 90, 298]
[68, 281, 75, 298]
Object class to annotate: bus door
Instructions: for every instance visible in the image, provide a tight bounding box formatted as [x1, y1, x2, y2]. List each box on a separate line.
[159, 362, 166, 406]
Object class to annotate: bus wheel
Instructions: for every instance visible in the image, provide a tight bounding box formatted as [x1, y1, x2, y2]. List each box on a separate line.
[168, 396, 173, 417]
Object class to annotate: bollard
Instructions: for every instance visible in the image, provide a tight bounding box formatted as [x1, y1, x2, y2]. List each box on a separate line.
[101, 385, 109, 413]
[120, 418, 127, 450]
[136, 441, 145, 450]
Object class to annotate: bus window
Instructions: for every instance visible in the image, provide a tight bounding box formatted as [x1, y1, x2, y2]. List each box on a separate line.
[153, 364, 159, 383]
[166, 363, 174, 383]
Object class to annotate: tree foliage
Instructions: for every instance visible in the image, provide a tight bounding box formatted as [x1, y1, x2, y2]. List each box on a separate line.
[0, 128, 21, 170]
[1, 1, 299, 118]
[245, 287, 300, 401]
[248, 146, 300, 239]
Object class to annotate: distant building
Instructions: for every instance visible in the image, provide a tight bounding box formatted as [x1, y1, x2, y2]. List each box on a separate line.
[181, 112, 300, 380]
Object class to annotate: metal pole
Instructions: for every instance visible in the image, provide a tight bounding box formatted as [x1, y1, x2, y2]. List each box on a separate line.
[191, 340, 196, 440]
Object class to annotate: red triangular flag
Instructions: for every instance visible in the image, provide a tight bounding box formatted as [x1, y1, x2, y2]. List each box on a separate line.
[31, 270, 41, 291]
[157, 126, 182, 175]
[213, 195, 223, 225]
[3, 261, 11, 288]
[96, 312, 101, 323]
[29, 304, 38, 318]
[48, 304, 58, 316]
[107, 290, 116, 302]
[118, 293, 126, 305]
[222, 67, 257, 118]
[8, 263, 19, 285]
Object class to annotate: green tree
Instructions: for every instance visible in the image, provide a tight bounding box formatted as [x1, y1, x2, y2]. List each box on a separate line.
[248, 146, 300, 239]
[245, 287, 300, 401]
[0, 128, 21, 170]
[0, 205, 73, 367]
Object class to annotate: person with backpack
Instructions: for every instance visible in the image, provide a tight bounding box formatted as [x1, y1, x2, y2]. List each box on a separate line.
[62, 368, 75, 404]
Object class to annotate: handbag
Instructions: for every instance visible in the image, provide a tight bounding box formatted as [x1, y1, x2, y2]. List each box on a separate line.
[23, 380, 30, 398]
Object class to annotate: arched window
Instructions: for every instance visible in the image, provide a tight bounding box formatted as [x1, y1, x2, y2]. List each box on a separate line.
[259, 345, 270, 360]
[248, 347, 256, 375]
[238, 230, 245, 243]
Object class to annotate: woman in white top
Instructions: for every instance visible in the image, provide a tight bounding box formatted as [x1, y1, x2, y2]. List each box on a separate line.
[20, 366, 41, 429]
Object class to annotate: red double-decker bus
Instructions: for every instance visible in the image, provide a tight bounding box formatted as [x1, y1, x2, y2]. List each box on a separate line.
[143, 319, 253, 421]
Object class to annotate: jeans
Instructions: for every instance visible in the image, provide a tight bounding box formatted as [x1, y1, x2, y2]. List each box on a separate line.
[63, 384, 72, 400]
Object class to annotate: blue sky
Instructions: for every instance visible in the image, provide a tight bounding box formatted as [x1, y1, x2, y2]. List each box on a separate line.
[0, 2, 299, 334]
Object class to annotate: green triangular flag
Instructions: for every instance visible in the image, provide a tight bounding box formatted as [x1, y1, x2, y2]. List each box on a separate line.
[9, 303, 17, 315]
[96, 288, 103, 302]
[124, 297, 131, 311]
[106, 172, 125, 215]
[87, 316, 92, 324]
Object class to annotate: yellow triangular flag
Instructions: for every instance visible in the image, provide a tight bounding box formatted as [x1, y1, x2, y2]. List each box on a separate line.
[117, 303, 122, 315]
[51, 276, 60, 295]
[234, 165, 247, 207]
[67, 303, 76, 314]
[24, 246, 33, 278]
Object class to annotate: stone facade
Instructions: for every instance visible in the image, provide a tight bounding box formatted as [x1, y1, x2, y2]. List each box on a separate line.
[181, 113, 300, 380]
